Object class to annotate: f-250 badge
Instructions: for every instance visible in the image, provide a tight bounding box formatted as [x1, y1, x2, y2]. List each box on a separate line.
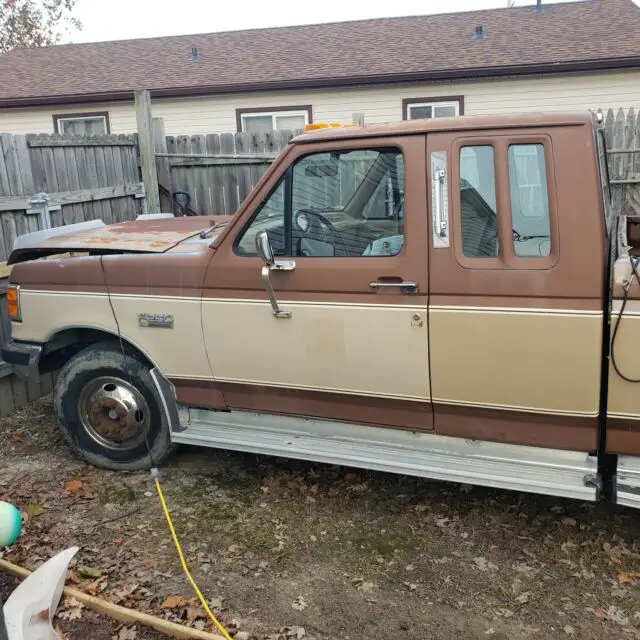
[137, 313, 174, 329]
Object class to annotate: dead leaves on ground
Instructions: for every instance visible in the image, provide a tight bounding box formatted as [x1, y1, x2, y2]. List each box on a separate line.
[64, 479, 84, 494]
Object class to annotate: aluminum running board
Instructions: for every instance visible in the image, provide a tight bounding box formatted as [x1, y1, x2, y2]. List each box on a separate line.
[172, 408, 599, 502]
[616, 455, 640, 508]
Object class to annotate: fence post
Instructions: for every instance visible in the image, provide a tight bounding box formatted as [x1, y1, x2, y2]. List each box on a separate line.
[135, 90, 161, 214]
[152, 117, 171, 212]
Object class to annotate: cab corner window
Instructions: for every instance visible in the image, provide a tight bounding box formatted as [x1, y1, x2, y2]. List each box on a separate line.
[236, 148, 405, 258]
[509, 144, 551, 258]
[459, 145, 498, 258]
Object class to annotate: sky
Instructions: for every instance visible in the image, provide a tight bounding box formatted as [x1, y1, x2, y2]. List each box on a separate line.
[67, 0, 596, 43]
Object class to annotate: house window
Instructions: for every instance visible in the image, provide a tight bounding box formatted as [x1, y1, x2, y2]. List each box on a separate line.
[402, 96, 464, 120]
[236, 106, 312, 134]
[53, 112, 110, 135]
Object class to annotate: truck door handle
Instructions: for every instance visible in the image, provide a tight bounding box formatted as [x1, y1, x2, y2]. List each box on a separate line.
[369, 279, 418, 294]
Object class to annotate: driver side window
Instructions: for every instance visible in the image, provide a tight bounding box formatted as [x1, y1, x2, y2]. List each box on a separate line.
[235, 147, 405, 257]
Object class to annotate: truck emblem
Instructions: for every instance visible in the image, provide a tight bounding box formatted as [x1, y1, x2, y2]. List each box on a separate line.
[137, 313, 174, 329]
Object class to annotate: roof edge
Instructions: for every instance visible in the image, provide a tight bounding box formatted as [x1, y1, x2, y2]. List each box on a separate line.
[2, 55, 640, 109]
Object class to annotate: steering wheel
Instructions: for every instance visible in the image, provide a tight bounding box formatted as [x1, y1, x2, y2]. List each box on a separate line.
[294, 209, 338, 236]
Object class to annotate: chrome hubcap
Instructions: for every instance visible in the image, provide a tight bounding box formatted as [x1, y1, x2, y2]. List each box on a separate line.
[78, 376, 150, 451]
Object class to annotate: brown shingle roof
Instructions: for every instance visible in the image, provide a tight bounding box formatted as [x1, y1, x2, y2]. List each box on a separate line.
[1, 0, 640, 107]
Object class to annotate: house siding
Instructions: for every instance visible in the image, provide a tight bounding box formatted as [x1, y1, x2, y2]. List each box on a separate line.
[2, 70, 640, 136]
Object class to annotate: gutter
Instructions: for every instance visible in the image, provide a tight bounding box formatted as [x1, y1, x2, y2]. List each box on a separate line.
[2, 56, 640, 109]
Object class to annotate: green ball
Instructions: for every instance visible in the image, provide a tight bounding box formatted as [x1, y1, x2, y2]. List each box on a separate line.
[0, 501, 22, 546]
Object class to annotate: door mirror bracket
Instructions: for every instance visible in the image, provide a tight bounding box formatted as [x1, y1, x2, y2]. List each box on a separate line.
[255, 231, 295, 319]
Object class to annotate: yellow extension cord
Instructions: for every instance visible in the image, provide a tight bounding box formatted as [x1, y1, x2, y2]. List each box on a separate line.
[154, 476, 234, 640]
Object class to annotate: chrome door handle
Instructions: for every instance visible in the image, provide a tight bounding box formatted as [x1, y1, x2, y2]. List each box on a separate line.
[369, 280, 418, 294]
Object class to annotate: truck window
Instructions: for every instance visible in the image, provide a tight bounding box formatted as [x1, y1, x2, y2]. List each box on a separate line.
[459, 145, 498, 258]
[508, 144, 551, 257]
[235, 148, 404, 258]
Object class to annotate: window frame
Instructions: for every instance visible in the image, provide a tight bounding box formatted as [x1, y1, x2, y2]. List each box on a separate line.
[53, 111, 111, 135]
[236, 105, 313, 133]
[233, 145, 406, 258]
[451, 133, 558, 271]
[402, 96, 464, 121]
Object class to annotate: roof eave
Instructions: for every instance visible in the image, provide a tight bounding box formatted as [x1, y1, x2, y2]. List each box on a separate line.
[2, 56, 640, 109]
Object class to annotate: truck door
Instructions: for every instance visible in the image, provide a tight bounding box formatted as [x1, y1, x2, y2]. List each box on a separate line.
[427, 126, 605, 450]
[201, 134, 433, 430]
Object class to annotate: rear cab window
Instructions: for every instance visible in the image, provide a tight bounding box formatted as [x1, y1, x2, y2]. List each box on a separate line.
[455, 136, 556, 268]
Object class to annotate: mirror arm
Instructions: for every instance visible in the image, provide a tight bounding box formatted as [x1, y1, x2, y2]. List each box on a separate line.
[262, 265, 292, 319]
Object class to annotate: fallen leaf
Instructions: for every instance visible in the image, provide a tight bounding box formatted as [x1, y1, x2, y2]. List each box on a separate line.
[76, 565, 101, 580]
[561, 517, 577, 527]
[186, 603, 204, 621]
[113, 537, 124, 546]
[58, 597, 84, 621]
[563, 625, 576, 635]
[162, 595, 187, 609]
[10, 434, 23, 442]
[327, 487, 340, 497]
[117, 626, 138, 640]
[309, 484, 319, 497]
[292, 596, 307, 611]
[64, 479, 83, 493]
[473, 557, 498, 572]
[618, 571, 640, 585]
[26, 503, 44, 519]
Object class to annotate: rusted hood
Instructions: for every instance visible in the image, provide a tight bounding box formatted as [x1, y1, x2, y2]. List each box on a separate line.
[8, 215, 228, 264]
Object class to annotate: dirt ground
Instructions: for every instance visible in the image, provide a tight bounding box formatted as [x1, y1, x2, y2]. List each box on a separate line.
[2, 398, 640, 640]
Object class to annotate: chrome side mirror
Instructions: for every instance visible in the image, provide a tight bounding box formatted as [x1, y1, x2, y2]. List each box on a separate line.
[255, 231, 275, 267]
[254, 230, 294, 319]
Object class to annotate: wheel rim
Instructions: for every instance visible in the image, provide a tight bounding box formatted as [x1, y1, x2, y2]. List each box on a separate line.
[77, 376, 150, 451]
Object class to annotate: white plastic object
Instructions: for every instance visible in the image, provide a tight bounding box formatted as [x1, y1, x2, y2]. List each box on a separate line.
[3, 546, 79, 640]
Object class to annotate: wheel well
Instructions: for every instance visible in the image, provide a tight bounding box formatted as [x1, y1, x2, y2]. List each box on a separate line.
[40, 328, 154, 374]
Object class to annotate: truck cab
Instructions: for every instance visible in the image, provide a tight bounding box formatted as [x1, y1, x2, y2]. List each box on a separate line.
[4, 111, 640, 508]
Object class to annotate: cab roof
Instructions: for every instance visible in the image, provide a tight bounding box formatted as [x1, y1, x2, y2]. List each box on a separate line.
[292, 111, 595, 143]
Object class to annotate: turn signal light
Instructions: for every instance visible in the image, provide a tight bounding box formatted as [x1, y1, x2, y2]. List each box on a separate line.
[7, 285, 21, 322]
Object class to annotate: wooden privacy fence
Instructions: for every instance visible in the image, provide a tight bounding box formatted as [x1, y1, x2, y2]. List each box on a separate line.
[0, 133, 144, 262]
[153, 120, 298, 215]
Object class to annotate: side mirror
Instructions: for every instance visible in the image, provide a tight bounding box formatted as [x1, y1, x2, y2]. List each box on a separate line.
[255, 230, 275, 267]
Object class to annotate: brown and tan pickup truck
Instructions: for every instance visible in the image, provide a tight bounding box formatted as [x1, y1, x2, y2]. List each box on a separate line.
[3, 111, 640, 508]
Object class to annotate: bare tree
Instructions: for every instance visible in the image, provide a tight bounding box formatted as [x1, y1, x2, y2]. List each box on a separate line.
[0, 0, 81, 53]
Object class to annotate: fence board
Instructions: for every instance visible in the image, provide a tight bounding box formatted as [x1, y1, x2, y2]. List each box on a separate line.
[233, 132, 251, 206]
[191, 135, 208, 214]
[27, 134, 137, 147]
[220, 133, 238, 214]
[248, 133, 267, 200]
[205, 133, 223, 215]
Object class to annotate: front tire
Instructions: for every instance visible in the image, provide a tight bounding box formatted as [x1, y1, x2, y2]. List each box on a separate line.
[53, 342, 173, 470]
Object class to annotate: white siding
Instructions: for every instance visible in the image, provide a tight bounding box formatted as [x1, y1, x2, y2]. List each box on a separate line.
[2, 70, 640, 136]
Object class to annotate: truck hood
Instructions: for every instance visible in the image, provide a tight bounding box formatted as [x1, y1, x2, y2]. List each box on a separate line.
[8, 215, 229, 264]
